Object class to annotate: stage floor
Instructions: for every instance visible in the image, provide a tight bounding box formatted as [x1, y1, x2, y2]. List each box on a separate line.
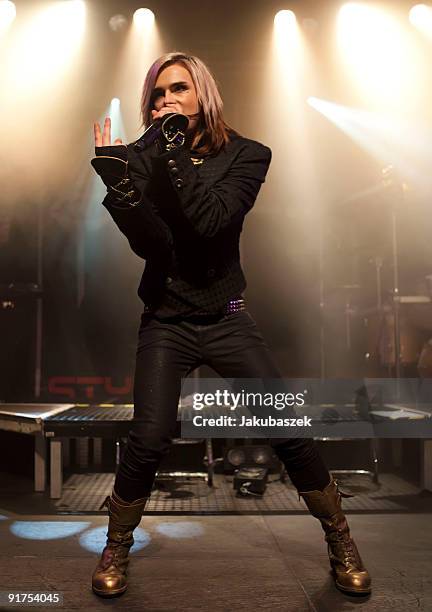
[0, 504, 431, 610]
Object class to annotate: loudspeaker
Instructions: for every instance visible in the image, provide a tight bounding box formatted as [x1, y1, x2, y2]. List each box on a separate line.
[223, 443, 281, 474]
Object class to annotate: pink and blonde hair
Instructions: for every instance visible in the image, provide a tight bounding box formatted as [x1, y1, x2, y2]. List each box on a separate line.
[140, 51, 238, 155]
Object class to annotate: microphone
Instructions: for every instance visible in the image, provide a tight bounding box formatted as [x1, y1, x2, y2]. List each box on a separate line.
[133, 112, 189, 152]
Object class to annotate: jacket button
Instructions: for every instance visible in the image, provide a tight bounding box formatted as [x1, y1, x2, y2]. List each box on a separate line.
[170, 167, 179, 175]
[207, 268, 216, 278]
[167, 159, 176, 167]
[174, 178, 183, 188]
[166, 276, 173, 285]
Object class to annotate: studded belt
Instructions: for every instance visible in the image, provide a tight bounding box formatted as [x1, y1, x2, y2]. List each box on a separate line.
[223, 297, 246, 314]
[143, 297, 246, 316]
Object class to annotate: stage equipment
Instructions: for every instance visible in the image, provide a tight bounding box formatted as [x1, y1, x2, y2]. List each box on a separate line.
[223, 443, 282, 474]
[320, 164, 428, 383]
[0, 403, 216, 498]
[233, 466, 269, 497]
[360, 168, 431, 381]
[365, 300, 428, 370]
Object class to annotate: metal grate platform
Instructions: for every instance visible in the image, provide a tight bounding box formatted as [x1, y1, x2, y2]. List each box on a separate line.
[45, 404, 134, 421]
[53, 472, 424, 514]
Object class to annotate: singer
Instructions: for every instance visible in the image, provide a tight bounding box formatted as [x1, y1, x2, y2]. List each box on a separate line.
[90, 52, 371, 598]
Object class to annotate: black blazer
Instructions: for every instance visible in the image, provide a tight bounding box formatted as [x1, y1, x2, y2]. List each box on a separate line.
[100, 133, 272, 315]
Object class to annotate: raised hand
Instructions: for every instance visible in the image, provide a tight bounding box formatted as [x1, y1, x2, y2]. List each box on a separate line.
[94, 117, 123, 147]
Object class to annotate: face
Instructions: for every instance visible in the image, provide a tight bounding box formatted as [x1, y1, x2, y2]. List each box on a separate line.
[152, 63, 200, 130]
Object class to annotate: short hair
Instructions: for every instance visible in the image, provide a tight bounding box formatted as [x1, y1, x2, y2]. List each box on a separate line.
[140, 51, 238, 155]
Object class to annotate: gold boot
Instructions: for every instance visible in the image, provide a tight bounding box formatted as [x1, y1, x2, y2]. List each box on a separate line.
[299, 478, 371, 595]
[92, 489, 148, 598]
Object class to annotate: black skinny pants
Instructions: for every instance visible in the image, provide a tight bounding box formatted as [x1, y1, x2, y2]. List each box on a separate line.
[114, 310, 330, 502]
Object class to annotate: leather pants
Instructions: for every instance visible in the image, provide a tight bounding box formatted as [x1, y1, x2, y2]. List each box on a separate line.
[114, 310, 329, 501]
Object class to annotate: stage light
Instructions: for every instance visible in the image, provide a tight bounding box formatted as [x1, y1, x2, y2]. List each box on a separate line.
[306, 97, 431, 187]
[409, 4, 432, 35]
[263, 6, 320, 231]
[273, 9, 300, 58]
[79, 526, 151, 553]
[310, 98, 387, 161]
[133, 8, 155, 28]
[84, 96, 126, 232]
[6, 0, 86, 91]
[0, 0, 16, 35]
[10, 521, 90, 540]
[274, 9, 296, 28]
[111, 6, 160, 123]
[337, 2, 419, 107]
[109, 13, 127, 32]
[339, 2, 363, 20]
[107, 97, 124, 143]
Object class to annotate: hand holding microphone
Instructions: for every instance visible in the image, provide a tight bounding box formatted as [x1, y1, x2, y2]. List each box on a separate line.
[133, 107, 189, 152]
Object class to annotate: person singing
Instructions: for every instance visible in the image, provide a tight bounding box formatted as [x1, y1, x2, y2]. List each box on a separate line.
[90, 51, 371, 598]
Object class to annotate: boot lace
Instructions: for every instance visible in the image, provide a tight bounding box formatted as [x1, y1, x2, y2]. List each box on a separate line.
[335, 529, 357, 565]
[100, 542, 129, 571]
[100, 548, 115, 571]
